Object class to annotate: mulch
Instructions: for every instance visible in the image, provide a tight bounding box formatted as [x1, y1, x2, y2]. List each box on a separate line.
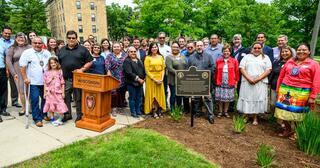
[134, 113, 320, 168]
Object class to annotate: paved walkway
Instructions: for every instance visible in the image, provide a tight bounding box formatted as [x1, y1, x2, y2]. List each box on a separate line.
[0, 105, 142, 167]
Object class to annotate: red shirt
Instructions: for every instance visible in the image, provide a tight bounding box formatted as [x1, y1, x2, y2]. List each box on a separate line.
[214, 57, 239, 86]
[277, 58, 320, 99]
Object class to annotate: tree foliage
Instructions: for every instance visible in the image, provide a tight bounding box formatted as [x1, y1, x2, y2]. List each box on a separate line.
[273, 0, 320, 53]
[107, 3, 133, 41]
[0, 0, 10, 30]
[8, 0, 50, 35]
[125, 0, 319, 52]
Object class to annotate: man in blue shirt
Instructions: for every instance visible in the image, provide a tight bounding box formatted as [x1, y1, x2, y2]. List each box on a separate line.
[0, 26, 15, 120]
[178, 36, 187, 56]
[203, 34, 223, 71]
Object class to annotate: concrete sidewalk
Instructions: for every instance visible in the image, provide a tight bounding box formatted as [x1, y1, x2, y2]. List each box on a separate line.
[0, 106, 142, 167]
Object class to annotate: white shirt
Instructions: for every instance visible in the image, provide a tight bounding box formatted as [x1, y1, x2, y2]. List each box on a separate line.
[158, 43, 171, 58]
[19, 48, 51, 85]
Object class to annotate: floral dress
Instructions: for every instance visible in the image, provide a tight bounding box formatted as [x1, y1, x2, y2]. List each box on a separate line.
[43, 70, 68, 113]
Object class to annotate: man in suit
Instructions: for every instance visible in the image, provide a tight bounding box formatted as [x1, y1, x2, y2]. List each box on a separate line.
[256, 32, 275, 63]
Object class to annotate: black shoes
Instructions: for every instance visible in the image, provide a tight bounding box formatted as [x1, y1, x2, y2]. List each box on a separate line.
[62, 114, 73, 122]
[208, 116, 214, 124]
[0, 116, 2, 122]
[12, 103, 22, 108]
[19, 112, 25, 116]
[0, 111, 11, 116]
[75, 116, 82, 122]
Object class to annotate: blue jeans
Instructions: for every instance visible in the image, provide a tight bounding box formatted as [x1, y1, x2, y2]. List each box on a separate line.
[169, 84, 182, 108]
[30, 85, 45, 122]
[127, 84, 143, 116]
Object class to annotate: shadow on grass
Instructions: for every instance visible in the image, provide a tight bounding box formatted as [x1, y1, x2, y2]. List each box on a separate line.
[11, 128, 217, 168]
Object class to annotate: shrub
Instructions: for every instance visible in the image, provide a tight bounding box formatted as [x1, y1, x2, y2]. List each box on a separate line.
[170, 106, 183, 122]
[256, 144, 276, 168]
[296, 112, 320, 156]
[233, 115, 246, 133]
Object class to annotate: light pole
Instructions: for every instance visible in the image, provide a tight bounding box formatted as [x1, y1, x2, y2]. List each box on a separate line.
[310, 0, 320, 57]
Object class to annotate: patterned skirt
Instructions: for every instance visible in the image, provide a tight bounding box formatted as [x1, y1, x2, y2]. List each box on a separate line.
[274, 84, 310, 121]
[215, 72, 235, 102]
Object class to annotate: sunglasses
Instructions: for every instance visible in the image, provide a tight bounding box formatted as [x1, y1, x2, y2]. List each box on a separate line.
[187, 47, 194, 49]
[67, 37, 77, 40]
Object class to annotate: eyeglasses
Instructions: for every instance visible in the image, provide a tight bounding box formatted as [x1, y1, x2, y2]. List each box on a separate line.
[67, 37, 77, 40]
[33, 42, 42, 45]
[129, 51, 137, 53]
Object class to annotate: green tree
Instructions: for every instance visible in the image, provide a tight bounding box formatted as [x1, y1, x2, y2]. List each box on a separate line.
[128, 0, 187, 39]
[273, 0, 320, 52]
[219, 1, 288, 47]
[8, 0, 50, 35]
[107, 3, 133, 41]
[0, 0, 10, 30]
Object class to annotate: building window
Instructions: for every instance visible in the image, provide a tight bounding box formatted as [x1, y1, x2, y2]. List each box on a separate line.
[91, 14, 96, 22]
[90, 2, 95, 10]
[79, 25, 83, 33]
[92, 25, 96, 33]
[80, 37, 84, 43]
[77, 13, 82, 21]
[76, 1, 81, 9]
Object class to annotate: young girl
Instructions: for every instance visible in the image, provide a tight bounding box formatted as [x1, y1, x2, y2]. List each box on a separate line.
[43, 57, 68, 126]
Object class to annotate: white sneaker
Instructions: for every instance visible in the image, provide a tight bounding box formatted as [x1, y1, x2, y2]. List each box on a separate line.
[51, 120, 59, 127]
[55, 120, 63, 125]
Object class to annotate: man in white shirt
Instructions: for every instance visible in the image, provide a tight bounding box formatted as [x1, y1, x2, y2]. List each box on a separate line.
[20, 37, 51, 127]
[157, 32, 171, 109]
[158, 32, 171, 58]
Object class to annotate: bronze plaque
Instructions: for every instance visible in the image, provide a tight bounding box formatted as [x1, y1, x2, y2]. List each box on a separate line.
[176, 66, 211, 96]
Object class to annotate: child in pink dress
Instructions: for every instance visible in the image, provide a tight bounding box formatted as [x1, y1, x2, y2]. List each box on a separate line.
[43, 57, 68, 126]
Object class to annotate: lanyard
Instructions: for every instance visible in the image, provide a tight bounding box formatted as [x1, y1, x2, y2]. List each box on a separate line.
[35, 51, 45, 73]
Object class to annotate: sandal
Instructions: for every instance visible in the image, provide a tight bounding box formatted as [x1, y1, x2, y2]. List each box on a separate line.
[157, 109, 163, 118]
[289, 133, 297, 141]
[252, 120, 258, 125]
[217, 112, 222, 118]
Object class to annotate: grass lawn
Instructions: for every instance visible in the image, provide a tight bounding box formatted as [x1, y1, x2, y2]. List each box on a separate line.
[12, 128, 217, 168]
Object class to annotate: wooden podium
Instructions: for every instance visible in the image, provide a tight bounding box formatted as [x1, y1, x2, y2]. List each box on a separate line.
[73, 72, 120, 132]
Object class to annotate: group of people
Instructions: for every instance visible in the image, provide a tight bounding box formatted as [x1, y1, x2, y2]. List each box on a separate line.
[0, 26, 319, 140]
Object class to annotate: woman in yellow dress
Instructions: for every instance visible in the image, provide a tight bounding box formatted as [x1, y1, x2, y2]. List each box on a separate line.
[144, 43, 166, 118]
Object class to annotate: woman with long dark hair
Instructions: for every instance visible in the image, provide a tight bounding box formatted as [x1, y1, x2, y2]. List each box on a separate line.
[275, 43, 320, 140]
[6, 32, 31, 116]
[237, 42, 272, 125]
[47, 37, 58, 57]
[100, 38, 111, 59]
[144, 43, 166, 118]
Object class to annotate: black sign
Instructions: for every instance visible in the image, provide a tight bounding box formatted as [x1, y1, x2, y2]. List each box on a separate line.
[175, 66, 211, 96]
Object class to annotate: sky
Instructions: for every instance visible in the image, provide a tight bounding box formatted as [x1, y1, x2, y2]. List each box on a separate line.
[106, 0, 272, 7]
